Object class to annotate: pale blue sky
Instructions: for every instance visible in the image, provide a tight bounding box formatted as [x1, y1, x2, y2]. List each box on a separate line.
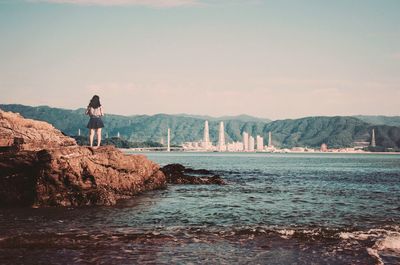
[1, 0, 399, 119]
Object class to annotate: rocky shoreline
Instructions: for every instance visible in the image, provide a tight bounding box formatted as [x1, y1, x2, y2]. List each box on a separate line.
[0, 109, 224, 207]
[161, 164, 225, 185]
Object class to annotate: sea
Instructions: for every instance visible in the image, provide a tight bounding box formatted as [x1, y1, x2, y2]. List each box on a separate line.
[0, 152, 399, 265]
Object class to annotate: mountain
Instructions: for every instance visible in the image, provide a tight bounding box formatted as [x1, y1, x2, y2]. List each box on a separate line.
[355, 115, 400, 127]
[264, 116, 399, 149]
[1, 104, 399, 149]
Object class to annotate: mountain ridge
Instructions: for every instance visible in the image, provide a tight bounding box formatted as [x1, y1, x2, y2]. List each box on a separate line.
[1, 104, 399, 149]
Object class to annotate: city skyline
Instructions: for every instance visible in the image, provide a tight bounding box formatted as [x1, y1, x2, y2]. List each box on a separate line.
[183, 119, 273, 152]
[1, 1, 400, 119]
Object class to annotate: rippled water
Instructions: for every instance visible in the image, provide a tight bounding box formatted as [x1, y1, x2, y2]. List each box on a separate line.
[1, 152, 399, 264]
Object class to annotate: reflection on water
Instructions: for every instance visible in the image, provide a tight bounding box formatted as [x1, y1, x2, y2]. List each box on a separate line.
[1, 153, 399, 264]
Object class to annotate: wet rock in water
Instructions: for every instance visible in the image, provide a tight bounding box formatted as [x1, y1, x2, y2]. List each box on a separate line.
[0, 109, 166, 207]
[161, 164, 225, 185]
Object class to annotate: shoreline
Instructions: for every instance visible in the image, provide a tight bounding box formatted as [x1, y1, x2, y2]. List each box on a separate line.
[120, 149, 400, 155]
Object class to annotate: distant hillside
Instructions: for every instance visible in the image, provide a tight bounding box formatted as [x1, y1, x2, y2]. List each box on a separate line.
[1, 104, 400, 149]
[355, 115, 400, 127]
[0, 104, 267, 145]
[264, 116, 399, 149]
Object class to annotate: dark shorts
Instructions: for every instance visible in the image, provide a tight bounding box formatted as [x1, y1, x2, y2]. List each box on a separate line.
[87, 117, 104, 129]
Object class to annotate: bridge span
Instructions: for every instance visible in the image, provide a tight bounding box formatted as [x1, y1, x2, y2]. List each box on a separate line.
[127, 147, 184, 152]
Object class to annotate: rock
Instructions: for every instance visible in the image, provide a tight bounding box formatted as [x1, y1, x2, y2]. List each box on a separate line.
[0, 109, 167, 207]
[0, 109, 76, 151]
[0, 146, 167, 207]
[161, 164, 225, 185]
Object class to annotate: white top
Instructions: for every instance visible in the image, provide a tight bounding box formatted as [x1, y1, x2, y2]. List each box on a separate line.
[86, 106, 104, 117]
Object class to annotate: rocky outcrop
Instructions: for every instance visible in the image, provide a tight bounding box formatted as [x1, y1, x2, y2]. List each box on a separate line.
[161, 164, 225, 185]
[0, 110, 76, 151]
[0, 109, 226, 207]
[0, 145, 167, 207]
[0, 109, 166, 207]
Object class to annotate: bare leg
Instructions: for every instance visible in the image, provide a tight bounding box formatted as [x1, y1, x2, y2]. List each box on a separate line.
[96, 128, 102, 147]
[89, 129, 95, 147]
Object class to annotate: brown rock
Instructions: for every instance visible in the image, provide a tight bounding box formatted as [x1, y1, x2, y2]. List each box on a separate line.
[0, 109, 76, 151]
[0, 109, 167, 207]
[161, 164, 225, 185]
[0, 146, 166, 207]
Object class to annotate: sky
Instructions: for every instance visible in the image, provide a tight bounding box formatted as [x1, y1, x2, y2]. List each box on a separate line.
[0, 0, 399, 120]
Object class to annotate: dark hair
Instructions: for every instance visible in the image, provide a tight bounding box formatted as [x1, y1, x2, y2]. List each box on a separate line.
[88, 95, 101, 108]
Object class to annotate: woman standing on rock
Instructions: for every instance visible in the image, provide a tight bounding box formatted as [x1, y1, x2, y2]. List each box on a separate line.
[86, 95, 104, 148]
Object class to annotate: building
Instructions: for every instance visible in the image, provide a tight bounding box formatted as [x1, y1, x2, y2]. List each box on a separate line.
[249, 136, 255, 152]
[167, 128, 171, 152]
[227, 141, 244, 152]
[291, 147, 306, 152]
[217, 121, 226, 152]
[268, 131, 273, 147]
[201, 120, 212, 150]
[320, 143, 328, 152]
[370, 129, 376, 147]
[256, 135, 264, 151]
[243, 132, 249, 151]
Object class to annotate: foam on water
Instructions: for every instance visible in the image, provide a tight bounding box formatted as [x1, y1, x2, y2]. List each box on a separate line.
[339, 227, 400, 264]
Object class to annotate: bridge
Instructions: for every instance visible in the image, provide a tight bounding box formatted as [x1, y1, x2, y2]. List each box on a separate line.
[127, 146, 184, 152]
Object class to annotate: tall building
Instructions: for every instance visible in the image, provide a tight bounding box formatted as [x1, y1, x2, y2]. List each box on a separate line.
[218, 121, 226, 151]
[249, 136, 255, 152]
[256, 135, 264, 151]
[268, 131, 273, 147]
[320, 143, 328, 152]
[202, 120, 211, 149]
[243, 132, 249, 151]
[371, 129, 376, 147]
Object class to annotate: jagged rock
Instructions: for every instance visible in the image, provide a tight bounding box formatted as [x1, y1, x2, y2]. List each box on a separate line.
[0, 146, 166, 207]
[0, 109, 166, 207]
[0, 109, 76, 151]
[161, 164, 225, 185]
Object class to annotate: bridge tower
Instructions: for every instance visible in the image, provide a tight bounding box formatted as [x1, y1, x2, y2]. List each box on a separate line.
[167, 128, 171, 152]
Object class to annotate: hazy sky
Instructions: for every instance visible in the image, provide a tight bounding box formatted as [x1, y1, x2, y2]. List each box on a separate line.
[1, 0, 399, 119]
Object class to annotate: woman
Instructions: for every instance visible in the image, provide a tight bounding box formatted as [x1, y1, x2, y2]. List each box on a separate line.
[86, 95, 104, 147]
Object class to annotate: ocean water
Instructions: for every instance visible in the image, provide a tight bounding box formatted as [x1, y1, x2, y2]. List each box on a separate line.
[0, 152, 399, 264]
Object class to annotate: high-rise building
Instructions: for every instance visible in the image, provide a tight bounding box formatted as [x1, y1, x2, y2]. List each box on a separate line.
[268, 131, 273, 147]
[218, 121, 226, 151]
[249, 136, 255, 152]
[202, 120, 211, 149]
[320, 143, 328, 152]
[256, 135, 264, 151]
[243, 132, 249, 151]
[371, 129, 376, 147]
